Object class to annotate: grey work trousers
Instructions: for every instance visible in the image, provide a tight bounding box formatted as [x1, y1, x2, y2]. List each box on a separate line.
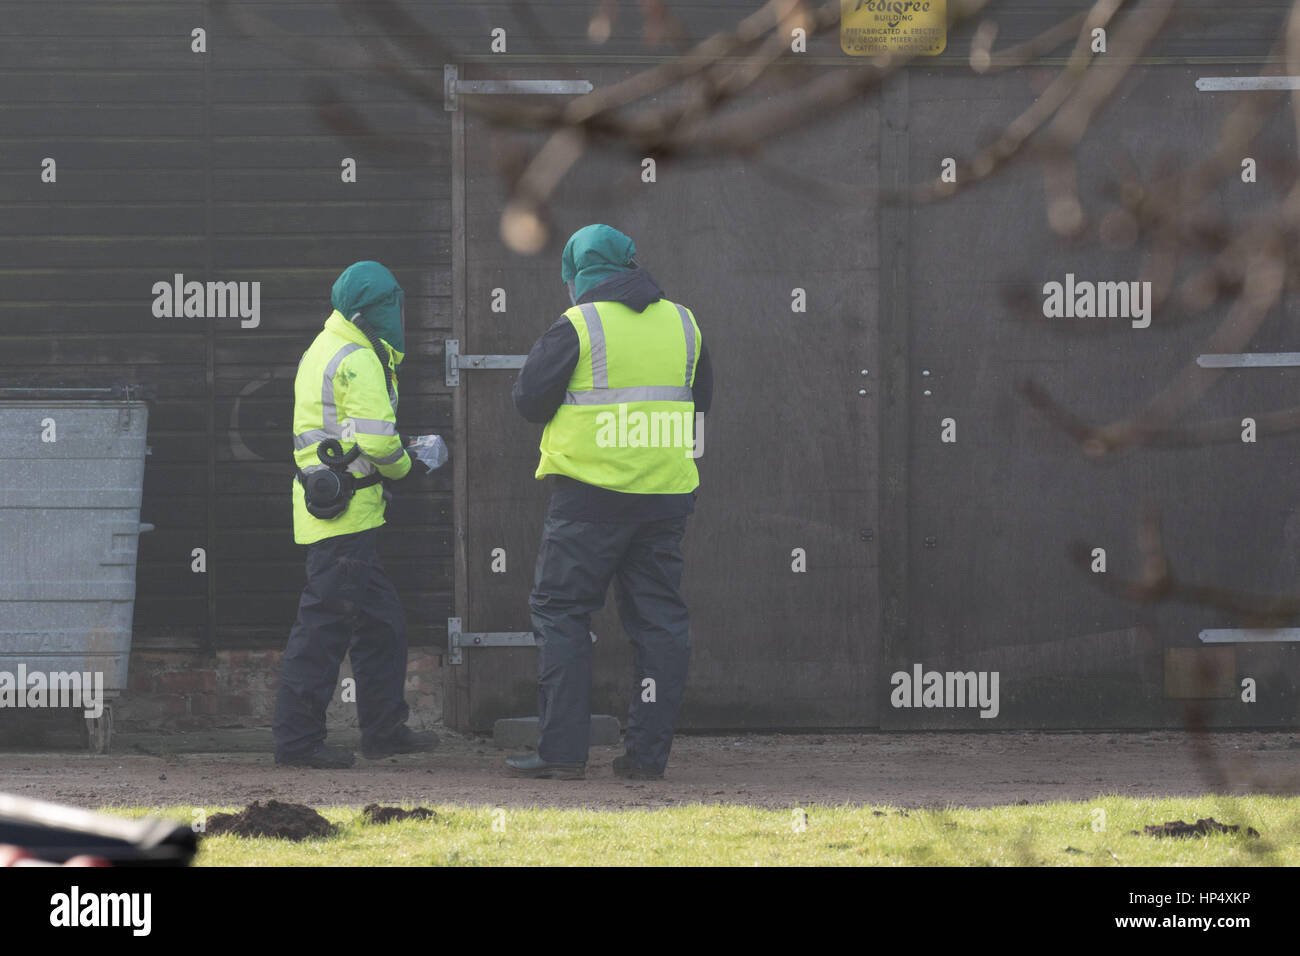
[529, 504, 691, 772]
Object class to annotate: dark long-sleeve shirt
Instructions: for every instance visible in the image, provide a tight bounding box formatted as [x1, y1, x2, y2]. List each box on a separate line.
[513, 268, 712, 522]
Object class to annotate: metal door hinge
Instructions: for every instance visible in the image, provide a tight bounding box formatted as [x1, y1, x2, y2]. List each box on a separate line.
[444, 65, 593, 111]
[1200, 629, 1300, 643]
[1197, 353, 1300, 368]
[1196, 76, 1300, 92]
[445, 339, 527, 386]
[447, 617, 596, 665]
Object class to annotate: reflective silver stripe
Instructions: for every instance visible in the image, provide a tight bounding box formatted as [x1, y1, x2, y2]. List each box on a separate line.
[673, 302, 697, 387]
[563, 386, 694, 405]
[350, 418, 397, 436]
[370, 447, 406, 465]
[578, 302, 607, 388]
[321, 343, 364, 427]
[294, 422, 397, 453]
[293, 428, 333, 450]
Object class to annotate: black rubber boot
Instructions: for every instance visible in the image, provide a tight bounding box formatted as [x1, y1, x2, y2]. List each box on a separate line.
[505, 753, 586, 779]
[362, 725, 441, 759]
[612, 753, 663, 780]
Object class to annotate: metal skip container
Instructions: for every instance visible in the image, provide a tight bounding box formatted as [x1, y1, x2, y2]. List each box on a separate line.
[0, 392, 152, 752]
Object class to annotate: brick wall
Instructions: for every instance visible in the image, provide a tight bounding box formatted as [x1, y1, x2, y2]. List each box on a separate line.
[115, 648, 445, 733]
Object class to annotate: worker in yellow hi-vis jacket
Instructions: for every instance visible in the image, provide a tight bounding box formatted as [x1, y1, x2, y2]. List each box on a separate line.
[273, 261, 439, 769]
[506, 226, 713, 781]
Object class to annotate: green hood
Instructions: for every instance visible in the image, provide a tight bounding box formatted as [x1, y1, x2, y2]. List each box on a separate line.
[331, 260, 405, 355]
[561, 224, 637, 302]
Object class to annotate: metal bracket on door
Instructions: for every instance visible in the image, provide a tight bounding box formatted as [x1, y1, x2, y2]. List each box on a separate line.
[1196, 76, 1300, 92]
[444, 339, 527, 386]
[444, 65, 593, 111]
[447, 617, 596, 665]
[1200, 628, 1300, 643]
[1196, 353, 1300, 368]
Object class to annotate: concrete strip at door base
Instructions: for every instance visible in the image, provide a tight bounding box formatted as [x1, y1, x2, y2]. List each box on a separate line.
[493, 715, 620, 750]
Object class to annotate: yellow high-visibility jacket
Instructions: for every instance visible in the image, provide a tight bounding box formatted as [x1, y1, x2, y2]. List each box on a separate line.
[290, 311, 411, 544]
[536, 298, 701, 494]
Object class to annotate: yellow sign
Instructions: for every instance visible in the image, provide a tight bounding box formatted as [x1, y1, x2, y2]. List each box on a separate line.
[841, 0, 947, 56]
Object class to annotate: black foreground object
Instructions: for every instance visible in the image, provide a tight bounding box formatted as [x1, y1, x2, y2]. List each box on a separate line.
[0, 792, 198, 866]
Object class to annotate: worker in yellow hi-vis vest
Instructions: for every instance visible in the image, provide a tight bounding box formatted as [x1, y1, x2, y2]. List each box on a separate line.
[507, 225, 713, 780]
[273, 261, 439, 769]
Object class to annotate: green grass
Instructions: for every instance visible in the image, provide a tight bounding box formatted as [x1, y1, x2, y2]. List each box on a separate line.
[103, 796, 1300, 866]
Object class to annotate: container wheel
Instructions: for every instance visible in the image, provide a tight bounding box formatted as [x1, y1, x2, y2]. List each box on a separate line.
[85, 704, 113, 755]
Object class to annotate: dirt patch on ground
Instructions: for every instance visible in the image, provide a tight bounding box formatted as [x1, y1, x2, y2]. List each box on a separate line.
[1138, 818, 1261, 838]
[362, 804, 437, 824]
[205, 800, 335, 841]
[1, 730, 1297, 811]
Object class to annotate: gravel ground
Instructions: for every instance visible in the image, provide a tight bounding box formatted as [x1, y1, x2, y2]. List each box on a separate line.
[1, 728, 1297, 810]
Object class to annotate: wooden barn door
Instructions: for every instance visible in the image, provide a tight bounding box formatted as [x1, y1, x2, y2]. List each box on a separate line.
[443, 64, 882, 732]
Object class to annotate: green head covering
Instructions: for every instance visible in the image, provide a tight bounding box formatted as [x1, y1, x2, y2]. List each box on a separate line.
[330, 260, 405, 355]
[560, 224, 638, 303]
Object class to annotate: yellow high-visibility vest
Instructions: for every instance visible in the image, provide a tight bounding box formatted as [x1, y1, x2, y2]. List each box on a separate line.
[536, 298, 701, 494]
[290, 311, 411, 544]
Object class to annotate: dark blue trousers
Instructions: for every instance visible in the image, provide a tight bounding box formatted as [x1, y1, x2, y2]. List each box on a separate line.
[530, 505, 691, 773]
[273, 528, 409, 761]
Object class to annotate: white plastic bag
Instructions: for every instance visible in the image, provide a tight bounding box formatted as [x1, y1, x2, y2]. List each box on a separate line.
[406, 434, 449, 474]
